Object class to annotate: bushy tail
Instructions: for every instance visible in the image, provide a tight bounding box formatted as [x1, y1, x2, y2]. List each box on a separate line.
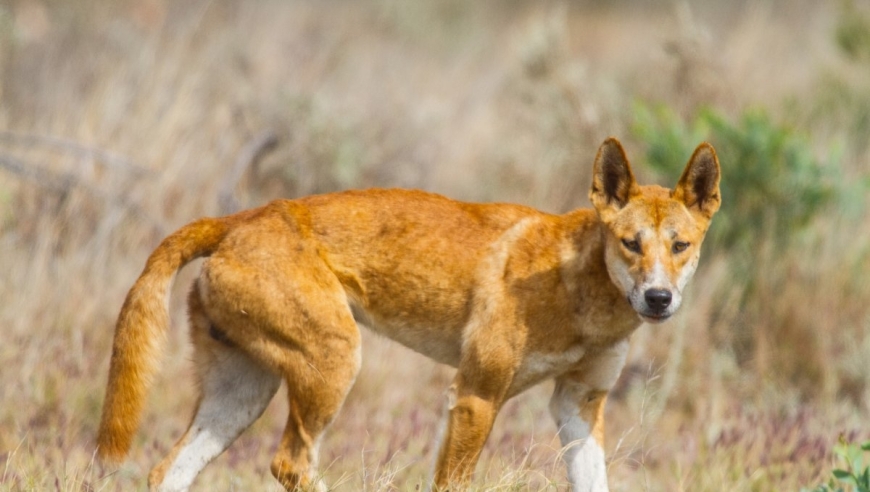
[96, 217, 230, 463]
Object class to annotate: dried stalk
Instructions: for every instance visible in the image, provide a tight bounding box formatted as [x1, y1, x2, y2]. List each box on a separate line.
[218, 130, 279, 215]
[0, 131, 153, 177]
[0, 154, 163, 234]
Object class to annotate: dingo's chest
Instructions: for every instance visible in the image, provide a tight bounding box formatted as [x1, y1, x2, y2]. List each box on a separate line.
[508, 344, 589, 396]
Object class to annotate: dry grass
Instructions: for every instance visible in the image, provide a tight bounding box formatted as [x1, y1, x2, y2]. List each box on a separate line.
[1, 0, 869, 490]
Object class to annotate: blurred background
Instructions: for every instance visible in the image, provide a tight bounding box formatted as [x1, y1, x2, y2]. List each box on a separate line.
[1, 0, 869, 490]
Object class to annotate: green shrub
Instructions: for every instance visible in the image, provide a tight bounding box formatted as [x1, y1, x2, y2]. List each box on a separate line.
[632, 104, 837, 258]
[632, 104, 848, 373]
[804, 439, 870, 492]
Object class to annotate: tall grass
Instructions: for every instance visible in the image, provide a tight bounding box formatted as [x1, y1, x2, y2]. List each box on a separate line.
[1, 1, 868, 490]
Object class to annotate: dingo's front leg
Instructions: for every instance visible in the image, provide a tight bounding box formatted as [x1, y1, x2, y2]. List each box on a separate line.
[432, 388, 499, 489]
[550, 382, 609, 492]
[431, 342, 515, 490]
[549, 340, 628, 492]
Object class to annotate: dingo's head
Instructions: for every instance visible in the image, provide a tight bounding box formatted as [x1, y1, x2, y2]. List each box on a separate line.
[590, 138, 721, 323]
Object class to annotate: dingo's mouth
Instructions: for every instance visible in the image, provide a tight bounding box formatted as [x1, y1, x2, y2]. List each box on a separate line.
[640, 313, 671, 324]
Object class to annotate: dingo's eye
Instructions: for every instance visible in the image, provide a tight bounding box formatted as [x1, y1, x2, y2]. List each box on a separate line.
[621, 238, 641, 253]
[672, 241, 690, 253]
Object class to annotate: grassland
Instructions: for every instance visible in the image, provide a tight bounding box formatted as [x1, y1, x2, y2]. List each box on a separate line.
[1, 1, 869, 490]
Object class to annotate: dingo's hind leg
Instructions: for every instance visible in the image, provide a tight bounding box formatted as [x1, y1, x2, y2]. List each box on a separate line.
[269, 340, 360, 492]
[267, 294, 361, 491]
[200, 238, 362, 491]
[148, 284, 281, 492]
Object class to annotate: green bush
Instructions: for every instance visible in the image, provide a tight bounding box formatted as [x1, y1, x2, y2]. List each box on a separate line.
[632, 104, 837, 258]
[633, 104, 870, 388]
[804, 439, 870, 492]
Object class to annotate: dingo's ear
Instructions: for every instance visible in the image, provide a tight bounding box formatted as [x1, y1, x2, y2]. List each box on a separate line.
[673, 142, 721, 219]
[590, 137, 638, 218]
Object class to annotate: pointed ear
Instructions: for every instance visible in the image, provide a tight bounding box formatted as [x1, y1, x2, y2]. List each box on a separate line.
[673, 142, 721, 219]
[590, 138, 638, 218]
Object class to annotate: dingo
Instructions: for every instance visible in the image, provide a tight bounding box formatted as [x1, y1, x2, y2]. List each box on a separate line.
[97, 138, 720, 491]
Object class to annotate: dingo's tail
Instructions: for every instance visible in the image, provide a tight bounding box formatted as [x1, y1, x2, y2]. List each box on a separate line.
[96, 217, 231, 463]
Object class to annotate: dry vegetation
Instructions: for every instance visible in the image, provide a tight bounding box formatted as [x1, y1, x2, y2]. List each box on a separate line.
[1, 0, 869, 490]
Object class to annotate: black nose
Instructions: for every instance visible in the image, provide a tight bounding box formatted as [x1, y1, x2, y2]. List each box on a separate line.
[644, 289, 672, 312]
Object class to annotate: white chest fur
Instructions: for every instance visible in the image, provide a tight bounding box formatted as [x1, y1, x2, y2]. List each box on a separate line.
[508, 344, 588, 396]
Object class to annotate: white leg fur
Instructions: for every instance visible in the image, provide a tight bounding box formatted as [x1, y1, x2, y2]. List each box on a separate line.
[550, 381, 609, 492]
[152, 348, 281, 492]
[549, 341, 629, 492]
